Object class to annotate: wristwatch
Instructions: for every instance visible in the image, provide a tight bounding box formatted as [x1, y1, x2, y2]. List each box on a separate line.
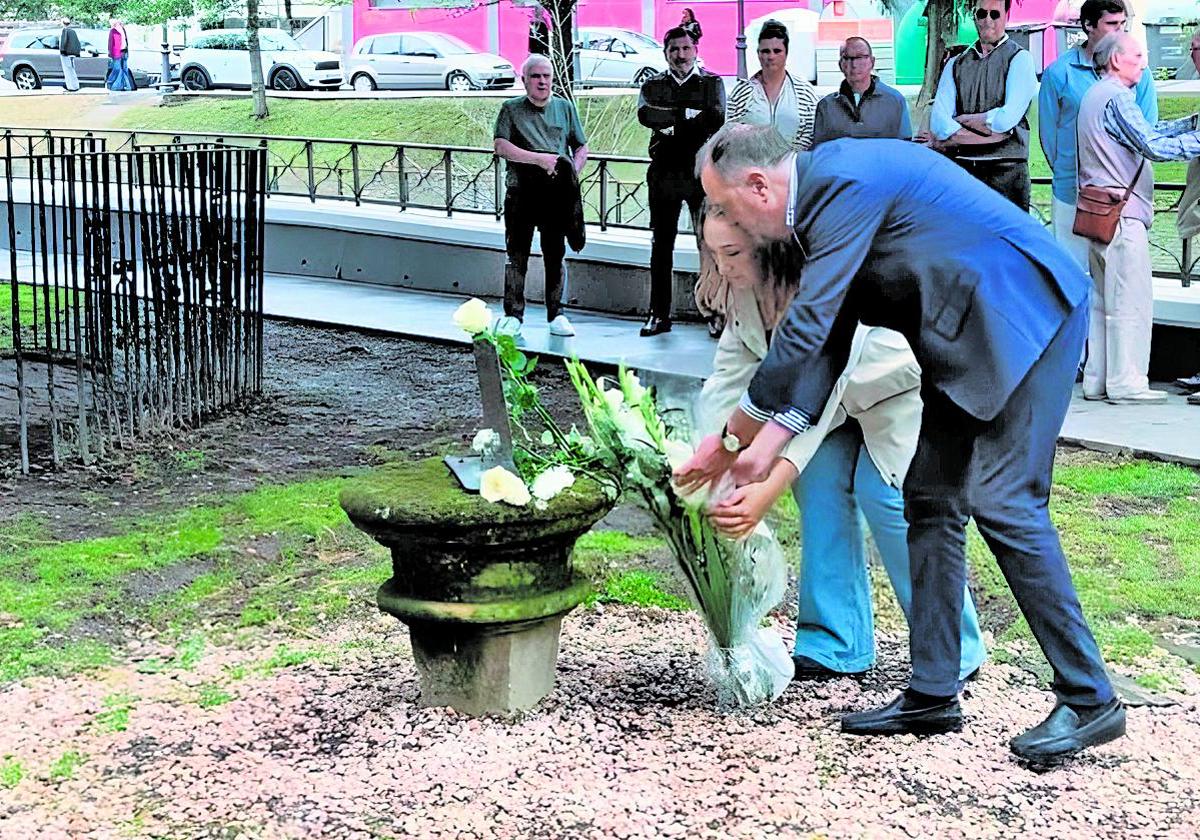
[721, 423, 747, 453]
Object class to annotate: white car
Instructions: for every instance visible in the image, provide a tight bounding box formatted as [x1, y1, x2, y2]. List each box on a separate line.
[178, 28, 343, 92]
[345, 32, 514, 92]
[577, 28, 669, 88]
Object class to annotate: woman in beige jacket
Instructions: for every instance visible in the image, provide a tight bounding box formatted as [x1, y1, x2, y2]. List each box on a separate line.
[696, 211, 986, 680]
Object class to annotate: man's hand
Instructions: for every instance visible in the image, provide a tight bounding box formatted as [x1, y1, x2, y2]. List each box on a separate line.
[533, 152, 559, 176]
[955, 112, 990, 135]
[710, 479, 777, 540]
[731, 420, 794, 486]
[673, 433, 736, 493]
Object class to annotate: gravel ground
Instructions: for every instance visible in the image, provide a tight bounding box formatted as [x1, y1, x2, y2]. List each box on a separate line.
[2, 607, 1198, 840]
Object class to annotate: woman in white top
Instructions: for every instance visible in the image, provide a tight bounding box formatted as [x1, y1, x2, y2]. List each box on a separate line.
[695, 208, 987, 681]
[725, 20, 819, 151]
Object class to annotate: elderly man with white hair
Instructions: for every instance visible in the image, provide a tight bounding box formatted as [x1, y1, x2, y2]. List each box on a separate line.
[1076, 32, 1200, 404]
[493, 54, 589, 339]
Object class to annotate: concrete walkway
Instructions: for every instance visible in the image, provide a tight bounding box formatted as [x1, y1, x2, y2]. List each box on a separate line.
[264, 274, 1200, 466]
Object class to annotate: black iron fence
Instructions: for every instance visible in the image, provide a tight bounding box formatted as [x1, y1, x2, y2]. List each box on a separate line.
[0, 126, 1195, 284]
[2, 134, 266, 474]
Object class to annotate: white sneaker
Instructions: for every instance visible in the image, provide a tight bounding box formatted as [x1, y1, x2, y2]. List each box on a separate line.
[1105, 389, 1168, 405]
[548, 314, 575, 337]
[495, 315, 522, 337]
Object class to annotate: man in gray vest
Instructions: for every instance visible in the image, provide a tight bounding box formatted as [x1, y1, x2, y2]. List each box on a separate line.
[1077, 32, 1200, 404]
[927, 0, 1037, 209]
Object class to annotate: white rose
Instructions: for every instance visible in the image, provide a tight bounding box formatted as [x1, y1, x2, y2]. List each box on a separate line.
[452, 297, 491, 335]
[479, 466, 531, 506]
[472, 428, 500, 454]
[663, 438, 693, 470]
[531, 466, 576, 501]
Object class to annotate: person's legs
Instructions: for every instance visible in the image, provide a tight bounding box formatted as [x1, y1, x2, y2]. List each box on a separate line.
[853, 445, 987, 681]
[503, 186, 535, 321]
[1052, 197, 1093, 274]
[60, 55, 79, 91]
[1099, 219, 1154, 399]
[647, 166, 684, 320]
[537, 219, 567, 322]
[902, 389, 978, 698]
[1082, 242, 1108, 399]
[792, 423, 876, 673]
[981, 161, 1030, 212]
[971, 305, 1114, 709]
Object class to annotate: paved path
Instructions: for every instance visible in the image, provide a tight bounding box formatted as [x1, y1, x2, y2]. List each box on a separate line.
[264, 274, 1200, 466]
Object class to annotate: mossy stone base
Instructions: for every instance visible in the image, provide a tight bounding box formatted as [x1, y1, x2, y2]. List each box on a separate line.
[338, 457, 616, 717]
[408, 616, 564, 715]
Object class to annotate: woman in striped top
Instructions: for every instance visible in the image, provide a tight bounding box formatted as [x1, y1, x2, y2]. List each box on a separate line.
[726, 20, 819, 151]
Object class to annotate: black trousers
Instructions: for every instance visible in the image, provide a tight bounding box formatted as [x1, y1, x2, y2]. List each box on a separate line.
[503, 184, 566, 321]
[955, 158, 1030, 212]
[903, 304, 1113, 705]
[647, 164, 704, 319]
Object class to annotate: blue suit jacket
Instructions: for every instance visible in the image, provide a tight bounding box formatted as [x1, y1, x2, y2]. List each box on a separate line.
[748, 139, 1089, 425]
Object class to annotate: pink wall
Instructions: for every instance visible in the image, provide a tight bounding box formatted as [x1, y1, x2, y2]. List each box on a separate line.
[351, 1, 804, 77]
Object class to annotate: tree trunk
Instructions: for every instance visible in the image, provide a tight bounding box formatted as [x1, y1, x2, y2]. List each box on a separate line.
[284, 0, 294, 32]
[247, 0, 269, 120]
[912, 0, 958, 130]
[545, 1, 576, 100]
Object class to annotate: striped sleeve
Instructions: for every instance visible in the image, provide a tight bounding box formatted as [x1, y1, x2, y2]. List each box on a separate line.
[792, 77, 819, 151]
[726, 80, 753, 124]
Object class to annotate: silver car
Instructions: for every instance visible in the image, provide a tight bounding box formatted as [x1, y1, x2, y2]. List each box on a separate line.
[345, 32, 515, 92]
[0, 27, 153, 90]
[578, 28, 669, 88]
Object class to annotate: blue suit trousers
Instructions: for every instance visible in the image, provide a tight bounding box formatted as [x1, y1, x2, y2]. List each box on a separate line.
[903, 304, 1114, 705]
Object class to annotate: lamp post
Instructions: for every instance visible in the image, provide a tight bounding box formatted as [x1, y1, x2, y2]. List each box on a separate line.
[736, 0, 747, 80]
[158, 24, 173, 93]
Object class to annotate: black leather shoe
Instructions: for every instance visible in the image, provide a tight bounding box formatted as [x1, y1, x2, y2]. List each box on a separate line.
[792, 655, 865, 682]
[841, 692, 963, 736]
[639, 316, 672, 337]
[1009, 698, 1126, 764]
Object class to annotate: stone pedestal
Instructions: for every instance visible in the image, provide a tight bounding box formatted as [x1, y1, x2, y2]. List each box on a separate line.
[339, 457, 614, 716]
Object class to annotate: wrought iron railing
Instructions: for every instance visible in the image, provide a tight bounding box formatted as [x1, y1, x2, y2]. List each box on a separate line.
[1, 126, 1195, 284]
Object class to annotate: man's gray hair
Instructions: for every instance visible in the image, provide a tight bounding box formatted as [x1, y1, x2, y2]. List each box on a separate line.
[1092, 32, 1128, 74]
[695, 122, 792, 181]
[522, 53, 552, 78]
[840, 36, 872, 58]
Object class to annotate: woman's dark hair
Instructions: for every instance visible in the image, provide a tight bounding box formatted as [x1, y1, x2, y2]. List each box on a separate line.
[758, 19, 790, 52]
[682, 7, 695, 22]
[1080, 0, 1127, 30]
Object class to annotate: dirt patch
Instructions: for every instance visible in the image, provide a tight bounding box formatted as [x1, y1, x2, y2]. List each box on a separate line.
[123, 557, 221, 603]
[1094, 496, 1171, 518]
[0, 319, 584, 541]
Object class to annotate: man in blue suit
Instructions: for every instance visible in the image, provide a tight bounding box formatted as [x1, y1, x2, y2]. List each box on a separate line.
[677, 123, 1125, 763]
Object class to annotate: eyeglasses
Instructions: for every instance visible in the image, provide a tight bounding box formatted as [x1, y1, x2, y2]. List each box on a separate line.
[839, 54, 872, 63]
[974, 9, 1002, 20]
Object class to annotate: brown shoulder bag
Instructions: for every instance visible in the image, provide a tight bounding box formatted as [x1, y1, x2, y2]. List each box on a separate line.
[1073, 159, 1145, 245]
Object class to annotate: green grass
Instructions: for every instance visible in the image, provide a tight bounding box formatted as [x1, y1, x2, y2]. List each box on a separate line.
[969, 457, 1200, 668]
[0, 474, 372, 683]
[0, 756, 23, 788]
[591, 570, 690, 611]
[92, 693, 137, 733]
[196, 684, 234, 708]
[48, 750, 85, 781]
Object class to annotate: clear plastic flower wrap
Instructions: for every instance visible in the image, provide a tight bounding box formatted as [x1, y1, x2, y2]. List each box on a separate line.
[566, 360, 792, 708]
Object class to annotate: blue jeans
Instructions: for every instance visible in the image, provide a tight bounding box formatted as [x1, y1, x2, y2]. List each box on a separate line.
[793, 421, 987, 680]
[106, 54, 134, 91]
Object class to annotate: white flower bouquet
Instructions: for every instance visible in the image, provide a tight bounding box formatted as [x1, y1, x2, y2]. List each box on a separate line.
[565, 361, 792, 709]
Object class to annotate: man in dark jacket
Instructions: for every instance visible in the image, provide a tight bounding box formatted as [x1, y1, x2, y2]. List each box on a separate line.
[635, 26, 724, 336]
[678, 123, 1125, 764]
[812, 37, 911, 146]
[59, 18, 81, 92]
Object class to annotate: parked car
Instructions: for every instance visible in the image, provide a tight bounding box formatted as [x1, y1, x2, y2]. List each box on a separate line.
[0, 27, 154, 90]
[577, 28, 669, 88]
[178, 28, 342, 92]
[345, 32, 514, 92]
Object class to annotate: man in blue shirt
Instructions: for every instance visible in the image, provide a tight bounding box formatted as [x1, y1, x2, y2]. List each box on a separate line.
[680, 124, 1125, 764]
[1038, 0, 1157, 271]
